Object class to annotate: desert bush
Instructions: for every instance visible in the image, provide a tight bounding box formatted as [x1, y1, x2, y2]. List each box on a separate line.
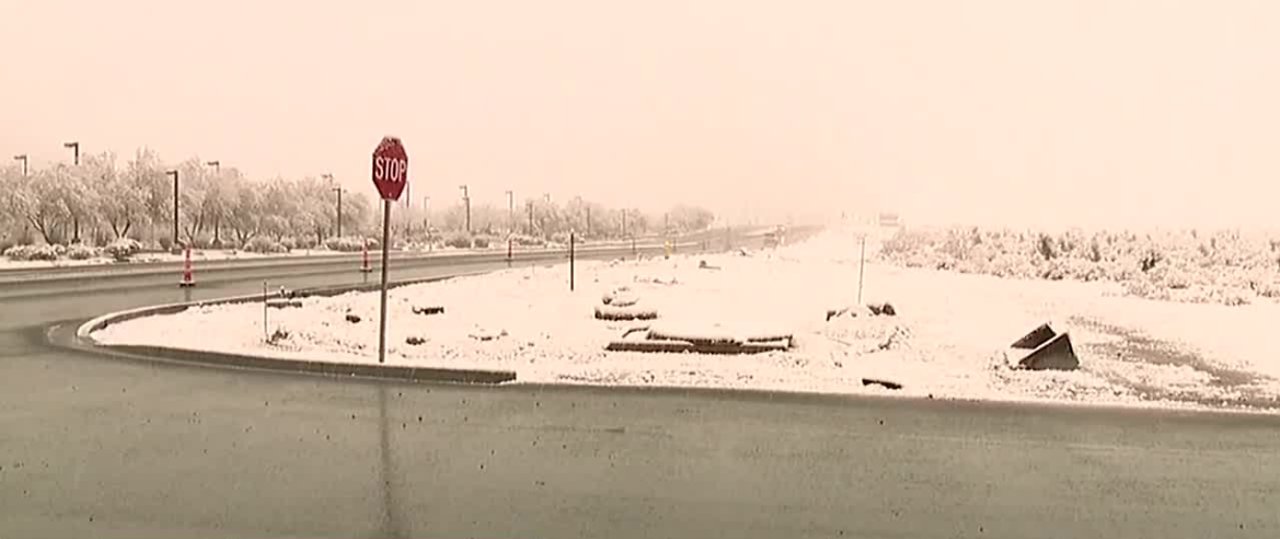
[509, 234, 545, 247]
[1139, 249, 1162, 273]
[4, 245, 57, 261]
[104, 238, 143, 261]
[444, 232, 472, 249]
[67, 244, 99, 260]
[243, 236, 288, 253]
[1036, 234, 1057, 261]
[324, 236, 367, 252]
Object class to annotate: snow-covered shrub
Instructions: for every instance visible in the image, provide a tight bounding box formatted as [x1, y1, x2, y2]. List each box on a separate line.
[104, 238, 142, 261]
[509, 234, 545, 247]
[67, 244, 99, 260]
[244, 236, 288, 253]
[281, 237, 299, 250]
[444, 232, 472, 249]
[324, 236, 367, 252]
[4, 243, 58, 259]
[472, 235, 491, 249]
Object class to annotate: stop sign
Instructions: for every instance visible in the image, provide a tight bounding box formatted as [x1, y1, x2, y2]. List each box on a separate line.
[371, 136, 409, 201]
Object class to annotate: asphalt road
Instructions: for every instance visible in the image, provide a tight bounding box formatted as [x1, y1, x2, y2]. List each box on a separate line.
[2, 236, 1279, 538]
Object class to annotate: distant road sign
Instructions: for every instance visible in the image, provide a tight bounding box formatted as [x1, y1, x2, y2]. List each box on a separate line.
[371, 137, 408, 201]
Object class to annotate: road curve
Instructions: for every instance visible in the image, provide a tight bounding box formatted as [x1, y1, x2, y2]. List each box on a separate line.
[2, 232, 1278, 538]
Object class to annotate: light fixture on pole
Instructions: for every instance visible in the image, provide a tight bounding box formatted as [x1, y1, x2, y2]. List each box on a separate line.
[12, 154, 26, 176]
[63, 141, 79, 165]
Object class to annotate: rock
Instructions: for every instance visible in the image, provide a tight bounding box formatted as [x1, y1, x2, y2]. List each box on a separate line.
[267, 328, 290, 344]
[469, 329, 508, 342]
[1016, 332, 1080, 371]
[826, 307, 850, 321]
[411, 306, 445, 316]
[867, 302, 896, 316]
[601, 287, 638, 307]
[405, 336, 426, 345]
[595, 305, 658, 321]
[1011, 323, 1056, 349]
[861, 378, 903, 390]
[345, 314, 361, 323]
[698, 260, 721, 270]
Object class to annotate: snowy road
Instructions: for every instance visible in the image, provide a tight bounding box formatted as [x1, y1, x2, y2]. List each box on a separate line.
[3, 231, 1279, 538]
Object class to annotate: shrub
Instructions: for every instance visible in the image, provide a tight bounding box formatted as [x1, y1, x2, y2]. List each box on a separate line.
[67, 244, 99, 260]
[104, 238, 143, 261]
[509, 234, 545, 247]
[157, 236, 174, 251]
[244, 236, 289, 254]
[324, 236, 368, 252]
[472, 236, 491, 249]
[444, 232, 472, 249]
[3, 244, 51, 261]
[281, 237, 300, 250]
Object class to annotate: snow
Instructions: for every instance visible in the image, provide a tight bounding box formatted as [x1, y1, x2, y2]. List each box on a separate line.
[0, 248, 333, 270]
[91, 226, 1280, 413]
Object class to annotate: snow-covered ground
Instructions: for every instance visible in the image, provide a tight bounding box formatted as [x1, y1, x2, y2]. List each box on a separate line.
[0, 248, 340, 270]
[92, 226, 1280, 413]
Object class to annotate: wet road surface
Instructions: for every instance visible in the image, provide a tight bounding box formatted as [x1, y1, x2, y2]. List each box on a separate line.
[2, 243, 1279, 538]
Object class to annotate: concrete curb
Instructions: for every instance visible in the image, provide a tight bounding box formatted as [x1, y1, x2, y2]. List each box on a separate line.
[74, 271, 517, 385]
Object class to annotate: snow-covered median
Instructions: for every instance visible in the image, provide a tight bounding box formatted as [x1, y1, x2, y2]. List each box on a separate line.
[92, 227, 1280, 412]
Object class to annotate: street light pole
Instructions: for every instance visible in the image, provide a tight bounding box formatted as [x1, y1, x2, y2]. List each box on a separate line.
[168, 170, 180, 247]
[12, 154, 26, 176]
[63, 142, 79, 165]
[459, 185, 470, 234]
[205, 161, 222, 245]
[505, 190, 514, 234]
[64, 142, 82, 242]
[322, 174, 342, 238]
[423, 196, 431, 248]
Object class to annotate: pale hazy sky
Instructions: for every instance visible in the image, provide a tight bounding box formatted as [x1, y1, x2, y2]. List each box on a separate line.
[3, 1, 1278, 228]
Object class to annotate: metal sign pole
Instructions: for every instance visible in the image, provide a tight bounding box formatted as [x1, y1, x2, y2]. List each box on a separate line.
[262, 281, 269, 342]
[378, 200, 392, 364]
[857, 234, 867, 305]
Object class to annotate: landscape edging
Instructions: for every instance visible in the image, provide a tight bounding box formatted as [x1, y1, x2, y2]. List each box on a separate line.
[74, 271, 517, 384]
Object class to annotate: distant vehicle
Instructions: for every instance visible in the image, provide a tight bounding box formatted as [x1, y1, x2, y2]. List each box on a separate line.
[763, 226, 786, 247]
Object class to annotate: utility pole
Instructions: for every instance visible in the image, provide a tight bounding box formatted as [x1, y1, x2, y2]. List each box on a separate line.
[459, 185, 471, 234]
[12, 154, 26, 176]
[621, 208, 627, 238]
[168, 170, 180, 246]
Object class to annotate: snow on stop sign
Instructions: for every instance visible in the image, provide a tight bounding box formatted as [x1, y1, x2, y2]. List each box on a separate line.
[371, 136, 409, 201]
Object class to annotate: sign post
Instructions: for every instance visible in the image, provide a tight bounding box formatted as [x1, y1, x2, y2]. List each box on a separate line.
[857, 233, 867, 305]
[371, 136, 409, 364]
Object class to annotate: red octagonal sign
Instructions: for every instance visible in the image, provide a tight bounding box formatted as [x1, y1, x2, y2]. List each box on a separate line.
[371, 136, 408, 201]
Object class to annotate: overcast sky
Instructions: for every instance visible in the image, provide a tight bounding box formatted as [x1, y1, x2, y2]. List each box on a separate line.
[3, 1, 1278, 229]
